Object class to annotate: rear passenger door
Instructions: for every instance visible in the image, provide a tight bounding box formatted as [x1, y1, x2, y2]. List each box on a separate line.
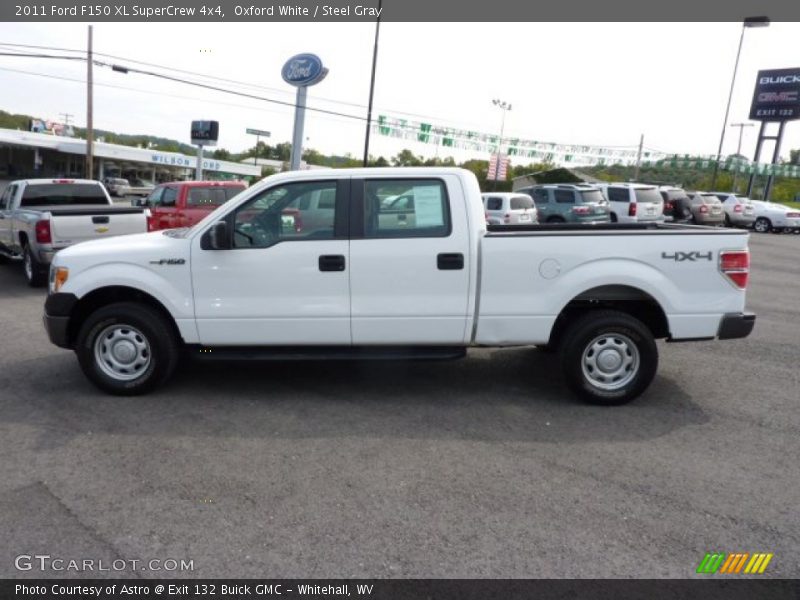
[349, 176, 471, 345]
[530, 188, 551, 221]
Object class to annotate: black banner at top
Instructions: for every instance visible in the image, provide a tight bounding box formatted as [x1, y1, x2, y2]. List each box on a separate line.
[3, 579, 800, 600]
[3, 0, 800, 22]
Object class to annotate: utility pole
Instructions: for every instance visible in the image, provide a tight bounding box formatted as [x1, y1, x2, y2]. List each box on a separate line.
[632, 133, 644, 181]
[729, 122, 754, 192]
[362, 0, 382, 167]
[86, 25, 94, 180]
[59, 113, 73, 126]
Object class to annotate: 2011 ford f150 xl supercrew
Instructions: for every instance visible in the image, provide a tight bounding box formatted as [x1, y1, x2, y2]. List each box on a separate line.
[43, 168, 755, 405]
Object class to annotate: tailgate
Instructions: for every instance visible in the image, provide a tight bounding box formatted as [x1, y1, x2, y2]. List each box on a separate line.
[49, 209, 147, 246]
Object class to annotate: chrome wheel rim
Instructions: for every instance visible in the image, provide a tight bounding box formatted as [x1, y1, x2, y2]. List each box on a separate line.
[94, 324, 151, 381]
[754, 219, 768, 233]
[581, 333, 639, 391]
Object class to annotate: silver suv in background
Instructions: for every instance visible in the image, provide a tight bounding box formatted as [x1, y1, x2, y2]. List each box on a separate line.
[596, 183, 664, 223]
[482, 192, 537, 225]
[516, 184, 610, 224]
[710, 192, 756, 228]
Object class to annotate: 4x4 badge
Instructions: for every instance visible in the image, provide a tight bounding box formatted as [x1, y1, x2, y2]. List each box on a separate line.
[661, 251, 713, 262]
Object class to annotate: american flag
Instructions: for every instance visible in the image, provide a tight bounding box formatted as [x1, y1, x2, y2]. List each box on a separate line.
[487, 153, 509, 180]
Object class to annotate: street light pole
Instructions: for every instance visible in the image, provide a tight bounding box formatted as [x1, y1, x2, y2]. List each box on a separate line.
[492, 99, 511, 191]
[362, 0, 382, 167]
[709, 17, 769, 191]
[729, 122, 754, 192]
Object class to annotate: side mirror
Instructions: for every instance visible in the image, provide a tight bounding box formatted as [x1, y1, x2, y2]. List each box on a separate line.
[207, 220, 230, 250]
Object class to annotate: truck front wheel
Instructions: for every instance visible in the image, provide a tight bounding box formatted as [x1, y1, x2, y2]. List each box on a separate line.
[559, 310, 658, 405]
[75, 302, 180, 395]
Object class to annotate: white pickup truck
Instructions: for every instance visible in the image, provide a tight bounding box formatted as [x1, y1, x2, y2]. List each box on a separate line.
[0, 179, 150, 286]
[43, 168, 755, 405]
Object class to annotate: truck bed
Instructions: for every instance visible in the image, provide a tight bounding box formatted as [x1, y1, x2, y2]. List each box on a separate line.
[486, 222, 747, 235]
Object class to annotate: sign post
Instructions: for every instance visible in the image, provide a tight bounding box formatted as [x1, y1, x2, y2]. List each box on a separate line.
[282, 53, 328, 171]
[746, 68, 800, 200]
[246, 128, 271, 166]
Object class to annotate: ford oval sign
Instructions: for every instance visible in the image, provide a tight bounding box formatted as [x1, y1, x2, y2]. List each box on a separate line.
[282, 53, 328, 87]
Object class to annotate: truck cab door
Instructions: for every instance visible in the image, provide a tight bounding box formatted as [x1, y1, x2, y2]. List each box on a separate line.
[160, 186, 179, 229]
[349, 175, 471, 345]
[191, 178, 351, 346]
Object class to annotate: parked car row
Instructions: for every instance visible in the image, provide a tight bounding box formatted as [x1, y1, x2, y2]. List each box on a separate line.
[486, 181, 798, 233]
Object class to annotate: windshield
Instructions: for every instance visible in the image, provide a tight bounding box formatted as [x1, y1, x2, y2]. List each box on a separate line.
[510, 196, 534, 210]
[634, 188, 662, 204]
[21, 183, 108, 206]
[579, 190, 605, 204]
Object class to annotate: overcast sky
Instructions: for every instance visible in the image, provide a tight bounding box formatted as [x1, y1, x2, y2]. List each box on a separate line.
[1, 22, 800, 165]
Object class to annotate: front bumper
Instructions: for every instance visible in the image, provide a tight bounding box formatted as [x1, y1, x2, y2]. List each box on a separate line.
[43, 292, 78, 349]
[717, 312, 756, 340]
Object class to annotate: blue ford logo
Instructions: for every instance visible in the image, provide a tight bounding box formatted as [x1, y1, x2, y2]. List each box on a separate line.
[282, 53, 327, 87]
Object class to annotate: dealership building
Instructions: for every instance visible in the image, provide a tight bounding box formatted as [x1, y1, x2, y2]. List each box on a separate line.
[0, 128, 261, 182]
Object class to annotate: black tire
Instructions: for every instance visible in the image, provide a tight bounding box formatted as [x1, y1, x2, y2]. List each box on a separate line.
[546, 216, 565, 224]
[753, 217, 771, 233]
[23, 244, 48, 287]
[724, 214, 732, 227]
[609, 213, 618, 223]
[75, 302, 180, 395]
[559, 310, 658, 406]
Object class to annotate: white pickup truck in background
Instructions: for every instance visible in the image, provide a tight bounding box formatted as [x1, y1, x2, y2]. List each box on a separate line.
[43, 168, 755, 405]
[0, 179, 151, 286]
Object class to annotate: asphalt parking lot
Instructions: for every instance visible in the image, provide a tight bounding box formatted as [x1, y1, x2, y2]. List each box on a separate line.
[1, 233, 798, 579]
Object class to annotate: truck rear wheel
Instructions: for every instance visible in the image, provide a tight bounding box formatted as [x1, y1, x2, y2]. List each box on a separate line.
[23, 244, 48, 287]
[75, 302, 179, 395]
[559, 310, 658, 405]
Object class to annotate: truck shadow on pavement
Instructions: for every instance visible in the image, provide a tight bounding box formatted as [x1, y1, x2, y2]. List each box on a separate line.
[12, 346, 709, 450]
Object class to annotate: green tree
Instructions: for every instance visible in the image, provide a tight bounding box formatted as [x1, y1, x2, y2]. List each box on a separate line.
[392, 149, 423, 166]
[212, 148, 231, 160]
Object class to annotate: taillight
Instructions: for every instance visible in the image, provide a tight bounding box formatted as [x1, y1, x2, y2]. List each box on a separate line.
[786, 212, 800, 218]
[145, 209, 156, 232]
[572, 206, 591, 215]
[699, 205, 709, 214]
[720, 250, 749, 289]
[733, 204, 743, 213]
[665, 201, 673, 212]
[628, 203, 637, 217]
[35, 219, 52, 244]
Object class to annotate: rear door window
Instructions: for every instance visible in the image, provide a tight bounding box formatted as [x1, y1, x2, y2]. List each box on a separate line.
[364, 179, 450, 238]
[485, 197, 503, 210]
[607, 187, 629, 203]
[554, 189, 575, 204]
[532, 189, 549, 204]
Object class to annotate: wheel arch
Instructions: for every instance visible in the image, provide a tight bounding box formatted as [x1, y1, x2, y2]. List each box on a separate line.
[67, 286, 184, 349]
[548, 284, 669, 347]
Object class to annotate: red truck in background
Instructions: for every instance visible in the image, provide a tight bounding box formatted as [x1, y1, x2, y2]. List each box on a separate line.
[142, 181, 248, 231]
[142, 180, 303, 233]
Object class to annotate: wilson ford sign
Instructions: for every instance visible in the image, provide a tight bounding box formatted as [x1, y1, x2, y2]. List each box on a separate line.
[749, 68, 800, 121]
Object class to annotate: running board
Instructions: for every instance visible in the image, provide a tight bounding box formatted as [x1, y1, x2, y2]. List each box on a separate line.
[188, 345, 467, 361]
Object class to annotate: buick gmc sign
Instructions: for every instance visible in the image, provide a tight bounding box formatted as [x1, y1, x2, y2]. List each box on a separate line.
[281, 53, 328, 87]
[750, 68, 800, 121]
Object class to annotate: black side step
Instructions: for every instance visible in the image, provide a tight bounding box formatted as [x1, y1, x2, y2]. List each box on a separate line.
[189, 345, 467, 361]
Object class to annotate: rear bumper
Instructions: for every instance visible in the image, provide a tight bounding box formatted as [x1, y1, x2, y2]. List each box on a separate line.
[43, 292, 78, 349]
[717, 312, 756, 340]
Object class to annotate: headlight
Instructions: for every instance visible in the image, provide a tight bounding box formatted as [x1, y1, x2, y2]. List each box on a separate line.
[52, 266, 69, 293]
